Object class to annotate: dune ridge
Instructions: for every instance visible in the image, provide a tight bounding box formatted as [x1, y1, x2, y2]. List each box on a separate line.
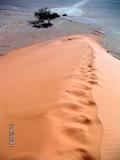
[0, 35, 103, 160]
[85, 36, 120, 160]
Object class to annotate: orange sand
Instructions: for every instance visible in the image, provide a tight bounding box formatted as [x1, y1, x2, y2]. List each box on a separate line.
[87, 37, 120, 160]
[0, 35, 120, 160]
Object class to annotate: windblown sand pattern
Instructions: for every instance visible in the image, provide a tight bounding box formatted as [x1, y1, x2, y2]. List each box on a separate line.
[48, 42, 102, 160]
[0, 36, 102, 160]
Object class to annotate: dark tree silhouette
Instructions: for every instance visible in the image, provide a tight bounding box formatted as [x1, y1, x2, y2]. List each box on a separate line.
[34, 8, 60, 24]
[62, 14, 67, 17]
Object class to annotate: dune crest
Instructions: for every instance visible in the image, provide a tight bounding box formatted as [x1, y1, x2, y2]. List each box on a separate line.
[0, 35, 103, 160]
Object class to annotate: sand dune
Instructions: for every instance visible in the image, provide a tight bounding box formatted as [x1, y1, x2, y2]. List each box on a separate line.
[0, 35, 120, 160]
[86, 37, 120, 160]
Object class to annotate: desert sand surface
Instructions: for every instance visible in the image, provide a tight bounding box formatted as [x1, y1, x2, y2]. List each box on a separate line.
[88, 38, 120, 160]
[0, 35, 120, 160]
